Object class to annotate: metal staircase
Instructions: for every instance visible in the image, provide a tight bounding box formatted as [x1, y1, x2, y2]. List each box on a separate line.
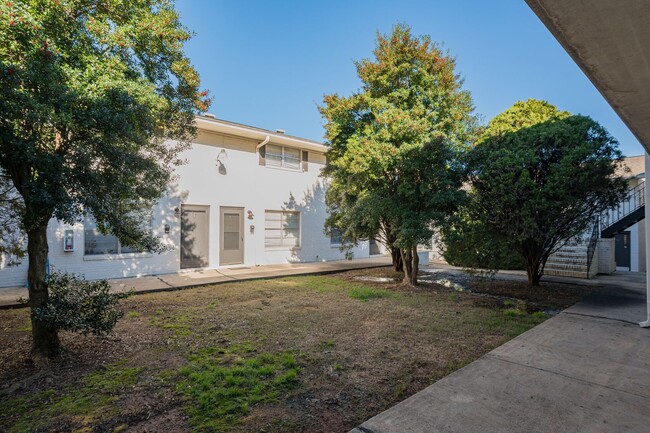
[546, 181, 645, 279]
[601, 181, 645, 238]
[545, 219, 599, 279]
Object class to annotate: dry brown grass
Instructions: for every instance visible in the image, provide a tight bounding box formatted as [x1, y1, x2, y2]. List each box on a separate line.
[0, 267, 590, 433]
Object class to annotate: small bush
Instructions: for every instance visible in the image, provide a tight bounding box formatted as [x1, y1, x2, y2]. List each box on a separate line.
[33, 272, 132, 336]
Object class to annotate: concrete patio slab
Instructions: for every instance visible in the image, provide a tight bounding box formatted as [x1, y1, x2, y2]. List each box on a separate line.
[350, 273, 650, 433]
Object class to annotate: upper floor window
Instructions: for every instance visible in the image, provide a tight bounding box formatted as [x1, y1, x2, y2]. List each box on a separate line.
[265, 144, 301, 170]
[260, 144, 308, 171]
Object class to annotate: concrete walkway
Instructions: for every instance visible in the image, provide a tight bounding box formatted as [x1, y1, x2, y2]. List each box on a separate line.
[0, 256, 392, 308]
[350, 272, 650, 433]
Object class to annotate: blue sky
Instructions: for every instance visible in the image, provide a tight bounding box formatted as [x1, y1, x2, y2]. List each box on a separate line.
[176, 0, 644, 157]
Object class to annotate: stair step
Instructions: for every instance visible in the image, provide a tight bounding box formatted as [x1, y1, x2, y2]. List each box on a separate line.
[546, 264, 589, 271]
[550, 253, 588, 260]
[545, 269, 591, 278]
[544, 262, 587, 271]
[549, 253, 587, 261]
[554, 246, 589, 252]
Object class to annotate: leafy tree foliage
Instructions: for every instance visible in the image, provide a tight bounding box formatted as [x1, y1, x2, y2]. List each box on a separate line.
[0, 0, 209, 358]
[320, 23, 477, 284]
[467, 99, 628, 285]
[0, 170, 24, 264]
[441, 205, 524, 271]
[33, 272, 132, 337]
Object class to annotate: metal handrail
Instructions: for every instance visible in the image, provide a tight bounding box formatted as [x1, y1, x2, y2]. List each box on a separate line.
[601, 181, 645, 229]
[586, 217, 599, 273]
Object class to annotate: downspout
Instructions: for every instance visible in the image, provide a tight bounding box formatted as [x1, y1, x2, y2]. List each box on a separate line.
[252, 136, 270, 266]
[641, 151, 650, 328]
[256, 135, 270, 151]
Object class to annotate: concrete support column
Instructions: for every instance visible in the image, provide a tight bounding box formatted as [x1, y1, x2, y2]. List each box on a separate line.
[641, 152, 650, 327]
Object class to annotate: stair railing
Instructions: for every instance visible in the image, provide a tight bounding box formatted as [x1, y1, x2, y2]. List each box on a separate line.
[586, 216, 599, 274]
[601, 181, 645, 229]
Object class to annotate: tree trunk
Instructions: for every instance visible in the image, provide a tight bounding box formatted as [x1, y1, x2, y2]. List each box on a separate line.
[400, 247, 419, 285]
[27, 224, 60, 360]
[401, 248, 411, 284]
[410, 246, 419, 286]
[390, 245, 403, 272]
[524, 254, 543, 286]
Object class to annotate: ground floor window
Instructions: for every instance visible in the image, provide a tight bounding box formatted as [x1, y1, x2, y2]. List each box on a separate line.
[83, 217, 146, 255]
[265, 211, 300, 248]
[330, 227, 342, 245]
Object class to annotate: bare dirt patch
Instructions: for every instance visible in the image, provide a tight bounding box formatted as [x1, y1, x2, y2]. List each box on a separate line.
[0, 267, 593, 433]
[468, 277, 595, 311]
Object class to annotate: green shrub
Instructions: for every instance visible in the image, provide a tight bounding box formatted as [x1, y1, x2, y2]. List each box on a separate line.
[33, 272, 132, 336]
[441, 208, 524, 271]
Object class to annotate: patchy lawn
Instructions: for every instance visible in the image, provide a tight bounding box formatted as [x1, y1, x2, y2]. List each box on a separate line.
[0, 267, 593, 433]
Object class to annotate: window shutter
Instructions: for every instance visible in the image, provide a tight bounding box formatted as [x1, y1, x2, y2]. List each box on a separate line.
[258, 145, 266, 166]
[301, 150, 309, 172]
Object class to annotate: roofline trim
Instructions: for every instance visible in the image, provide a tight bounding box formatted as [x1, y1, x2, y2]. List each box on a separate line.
[195, 115, 329, 153]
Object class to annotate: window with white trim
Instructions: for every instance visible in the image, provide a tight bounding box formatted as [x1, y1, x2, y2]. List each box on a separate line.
[265, 144, 301, 170]
[83, 216, 148, 255]
[265, 211, 300, 248]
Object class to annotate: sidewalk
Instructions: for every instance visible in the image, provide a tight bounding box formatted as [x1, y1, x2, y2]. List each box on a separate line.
[350, 271, 650, 433]
[0, 256, 392, 309]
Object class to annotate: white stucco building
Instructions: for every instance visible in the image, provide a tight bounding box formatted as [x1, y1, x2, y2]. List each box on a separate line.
[0, 116, 383, 288]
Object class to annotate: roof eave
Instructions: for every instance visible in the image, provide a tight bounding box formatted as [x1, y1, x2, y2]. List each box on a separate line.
[194, 116, 329, 153]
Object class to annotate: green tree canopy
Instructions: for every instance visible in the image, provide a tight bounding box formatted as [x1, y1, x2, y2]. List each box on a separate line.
[0, 0, 209, 359]
[467, 99, 628, 285]
[320, 23, 477, 284]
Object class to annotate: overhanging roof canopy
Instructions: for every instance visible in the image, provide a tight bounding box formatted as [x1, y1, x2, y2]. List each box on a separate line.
[526, 0, 650, 153]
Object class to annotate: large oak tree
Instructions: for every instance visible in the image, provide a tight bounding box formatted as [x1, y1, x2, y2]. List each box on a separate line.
[0, 0, 209, 359]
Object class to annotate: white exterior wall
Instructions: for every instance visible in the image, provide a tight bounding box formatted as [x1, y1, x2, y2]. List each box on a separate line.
[639, 218, 646, 272]
[0, 197, 180, 288]
[597, 238, 616, 275]
[173, 130, 369, 268]
[0, 128, 370, 288]
[630, 222, 639, 272]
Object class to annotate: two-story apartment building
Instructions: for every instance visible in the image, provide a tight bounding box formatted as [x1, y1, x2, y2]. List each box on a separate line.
[0, 116, 380, 288]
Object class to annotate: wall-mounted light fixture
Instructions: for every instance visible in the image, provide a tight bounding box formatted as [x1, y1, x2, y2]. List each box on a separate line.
[247, 210, 254, 220]
[216, 149, 228, 175]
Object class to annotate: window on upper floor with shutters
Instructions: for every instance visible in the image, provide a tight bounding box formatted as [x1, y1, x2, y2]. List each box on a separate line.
[259, 144, 309, 171]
